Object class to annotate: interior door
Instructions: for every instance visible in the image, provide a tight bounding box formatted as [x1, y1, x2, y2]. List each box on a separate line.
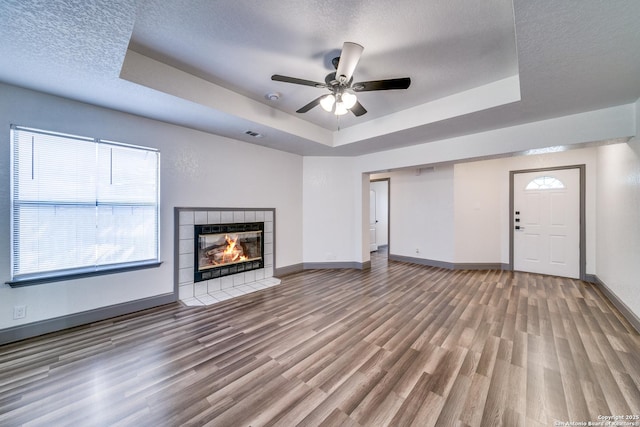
[513, 168, 580, 278]
[369, 189, 378, 252]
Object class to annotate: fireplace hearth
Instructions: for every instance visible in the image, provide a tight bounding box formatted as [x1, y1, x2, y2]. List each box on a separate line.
[194, 222, 264, 282]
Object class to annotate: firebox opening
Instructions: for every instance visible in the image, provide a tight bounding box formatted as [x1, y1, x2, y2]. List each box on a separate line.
[194, 222, 264, 282]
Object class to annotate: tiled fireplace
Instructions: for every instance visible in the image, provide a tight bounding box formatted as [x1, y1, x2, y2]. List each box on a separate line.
[175, 208, 280, 307]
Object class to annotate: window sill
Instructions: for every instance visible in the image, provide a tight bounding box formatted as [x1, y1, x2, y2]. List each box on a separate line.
[6, 261, 163, 287]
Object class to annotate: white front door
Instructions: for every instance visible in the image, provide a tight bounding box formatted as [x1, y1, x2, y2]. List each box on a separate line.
[513, 169, 580, 278]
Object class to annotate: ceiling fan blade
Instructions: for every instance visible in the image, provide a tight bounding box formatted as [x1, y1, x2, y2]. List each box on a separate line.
[352, 77, 411, 92]
[350, 101, 367, 117]
[335, 42, 364, 84]
[271, 74, 326, 88]
[296, 95, 325, 113]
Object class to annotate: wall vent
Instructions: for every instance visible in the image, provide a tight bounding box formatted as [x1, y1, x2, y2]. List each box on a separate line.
[244, 130, 263, 138]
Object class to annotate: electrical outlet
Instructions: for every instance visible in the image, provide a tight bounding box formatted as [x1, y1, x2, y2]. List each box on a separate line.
[13, 305, 26, 320]
[415, 248, 420, 254]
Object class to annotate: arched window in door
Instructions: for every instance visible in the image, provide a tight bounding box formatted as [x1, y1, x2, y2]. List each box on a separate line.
[525, 176, 565, 190]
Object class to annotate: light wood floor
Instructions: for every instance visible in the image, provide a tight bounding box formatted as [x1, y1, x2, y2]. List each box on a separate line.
[1, 252, 639, 426]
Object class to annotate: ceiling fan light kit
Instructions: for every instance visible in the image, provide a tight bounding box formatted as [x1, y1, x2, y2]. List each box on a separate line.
[334, 100, 349, 116]
[271, 41, 411, 117]
[341, 91, 358, 108]
[320, 94, 335, 112]
[320, 91, 357, 115]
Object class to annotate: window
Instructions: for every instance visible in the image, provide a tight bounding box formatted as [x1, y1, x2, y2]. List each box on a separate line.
[525, 176, 565, 190]
[9, 126, 160, 285]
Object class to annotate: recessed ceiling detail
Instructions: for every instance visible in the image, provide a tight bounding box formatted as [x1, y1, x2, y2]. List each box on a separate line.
[0, 1, 638, 156]
[120, 0, 522, 149]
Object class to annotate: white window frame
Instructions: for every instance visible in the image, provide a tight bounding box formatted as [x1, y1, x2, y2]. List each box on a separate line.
[8, 125, 161, 286]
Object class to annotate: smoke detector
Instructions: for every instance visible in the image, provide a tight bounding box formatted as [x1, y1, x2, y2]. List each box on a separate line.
[265, 92, 280, 101]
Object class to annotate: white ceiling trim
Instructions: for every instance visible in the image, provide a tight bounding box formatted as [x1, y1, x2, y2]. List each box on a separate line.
[121, 50, 522, 151]
[120, 49, 333, 147]
[334, 75, 522, 147]
[357, 103, 637, 174]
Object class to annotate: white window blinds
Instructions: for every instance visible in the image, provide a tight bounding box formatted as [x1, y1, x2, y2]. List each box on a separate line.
[10, 126, 160, 282]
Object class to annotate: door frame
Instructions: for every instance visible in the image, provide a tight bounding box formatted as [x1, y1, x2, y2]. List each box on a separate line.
[370, 177, 390, 256]
[508, 165, 586, 280]
[369, 188, 378, 252]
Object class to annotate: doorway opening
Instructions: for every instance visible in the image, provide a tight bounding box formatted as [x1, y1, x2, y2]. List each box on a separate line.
[370, 178, 390, 255]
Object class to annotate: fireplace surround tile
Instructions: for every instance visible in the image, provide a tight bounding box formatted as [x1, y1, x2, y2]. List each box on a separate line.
[178, 239, 193, 254]
[196, 294, 217, 305]
[178, 253, 192, 268]
[233, 273, 245, 287]
[264, 253, 274, 267]
[179, 210, 194, 225]
[223, 287, 245, 297]
[209, 291, 232, 302]
[179, 284, 194, 300]
[221, 211, 234, 223]
[194, 211, 208, 225]
[176, 207, 279, 307]
[194, 281, 207, 296]
[244, 270, 256, 283]
[265, 221, 273, 233]
[221, 276, 234, 290]
[179, 225, 192, 240]
[207, 211, 221, 224]
[178, 267, 193, 284]
[207, 278, 221, 293]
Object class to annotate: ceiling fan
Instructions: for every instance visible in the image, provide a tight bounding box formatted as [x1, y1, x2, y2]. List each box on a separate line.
[271, 42, 411, 117]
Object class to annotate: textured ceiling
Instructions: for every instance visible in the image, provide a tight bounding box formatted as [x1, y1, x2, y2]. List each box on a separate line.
[0, 0, 639, 156]
[128, 0, 518, 130]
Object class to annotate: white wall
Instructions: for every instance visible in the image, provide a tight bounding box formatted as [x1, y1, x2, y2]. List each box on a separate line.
[596, 101, 640, 317]
[302, 156, 359, 263]
[453, 160, 506, 264]
[0, 83, 303, 329]
[301, 157, 370, 265]
[383, 167, 455, 262]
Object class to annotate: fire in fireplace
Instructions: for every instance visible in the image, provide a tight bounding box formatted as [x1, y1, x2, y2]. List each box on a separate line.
[194, 222, 264, 282]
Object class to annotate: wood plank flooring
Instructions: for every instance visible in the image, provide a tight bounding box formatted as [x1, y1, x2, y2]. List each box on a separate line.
[1, 251, 639, 426]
